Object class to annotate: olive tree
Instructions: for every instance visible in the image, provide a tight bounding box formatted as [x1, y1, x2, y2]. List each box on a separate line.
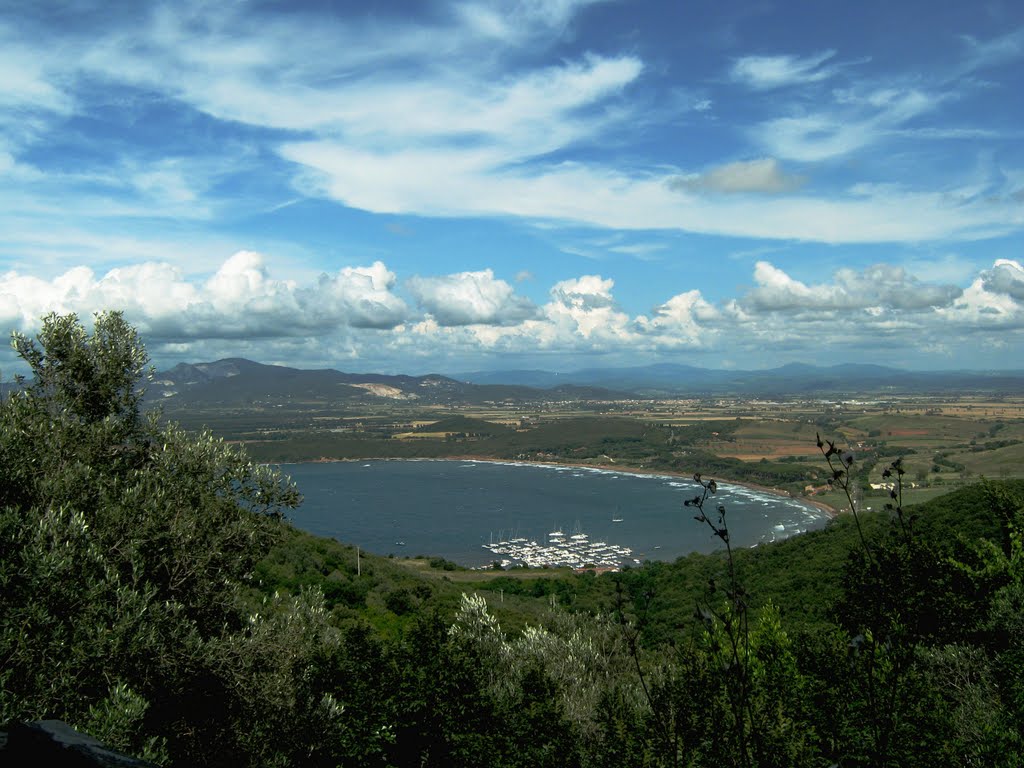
[0, 312, 308, 764]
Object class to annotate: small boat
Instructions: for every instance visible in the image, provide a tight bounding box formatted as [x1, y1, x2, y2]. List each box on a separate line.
[395, 541, 406, 546]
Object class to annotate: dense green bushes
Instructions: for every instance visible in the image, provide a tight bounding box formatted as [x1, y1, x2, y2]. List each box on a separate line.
[0, 313, 309, 764]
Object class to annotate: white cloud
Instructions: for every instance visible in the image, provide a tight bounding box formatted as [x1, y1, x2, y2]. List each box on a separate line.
[550, 275, 616, 310]
[703, 259, 1024, 367]
[743, 261, 963, 312]
[730, 50, 836, 90]
[670, 158, 804, 194]
[607, 242, 668, 260]
[0, 1, 1019, 253]
[0, 28, 74, 115]
[406, 269, 536, 326]
[0, 252, 408, 340]
[314, 263, 409, 330]
[751, 88, 938, 162]
[634, 290, 718, 347]
[73, 1, 638, 147]
[939, 264, 1024, 329]
[2, 256, 1021, 372]
[0, 261, 200, 336]
[282, 142, 1023, 243]
[542, 275, 638, 343]
[981, 259, 1024, 300]
[453, 0, 608, 43]
[402, 274, 719, 359]
[959, 26, 1024, 75]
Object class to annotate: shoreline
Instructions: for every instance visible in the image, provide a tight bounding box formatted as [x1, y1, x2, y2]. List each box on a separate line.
[297, 453, 840, 518]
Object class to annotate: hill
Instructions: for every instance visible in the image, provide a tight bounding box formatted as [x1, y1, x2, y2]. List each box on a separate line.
[148, 357, 629, 408]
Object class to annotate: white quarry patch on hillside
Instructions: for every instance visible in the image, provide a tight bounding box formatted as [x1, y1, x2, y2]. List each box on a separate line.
[349, 382, 419, 399]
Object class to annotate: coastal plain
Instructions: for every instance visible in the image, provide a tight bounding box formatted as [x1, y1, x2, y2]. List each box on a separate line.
[161, 391, 1024, 517]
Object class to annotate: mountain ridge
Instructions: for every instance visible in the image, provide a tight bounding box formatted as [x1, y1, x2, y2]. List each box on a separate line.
[148, 358, 629, 407]
[143, 357, 1024, 407]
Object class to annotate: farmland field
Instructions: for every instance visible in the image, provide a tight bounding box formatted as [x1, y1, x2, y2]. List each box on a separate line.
[163, 392, 1024, 515]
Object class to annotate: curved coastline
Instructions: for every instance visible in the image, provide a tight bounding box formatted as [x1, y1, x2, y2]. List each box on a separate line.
[299, 453, 839, 519]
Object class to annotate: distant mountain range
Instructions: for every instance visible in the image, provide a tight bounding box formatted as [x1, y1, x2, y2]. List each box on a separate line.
[454, 362, 1024, 396]
[142, 358, 1024, 408]
[147, 358, 625, 407]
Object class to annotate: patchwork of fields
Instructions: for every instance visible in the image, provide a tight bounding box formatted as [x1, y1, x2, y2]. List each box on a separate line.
[161, 392, 1024, 512]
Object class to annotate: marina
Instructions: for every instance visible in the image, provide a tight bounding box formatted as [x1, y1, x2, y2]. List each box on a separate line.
[479, 528, 638, 570]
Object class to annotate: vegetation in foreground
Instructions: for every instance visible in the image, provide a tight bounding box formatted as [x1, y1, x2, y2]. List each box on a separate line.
[2, 312, 1024, 766]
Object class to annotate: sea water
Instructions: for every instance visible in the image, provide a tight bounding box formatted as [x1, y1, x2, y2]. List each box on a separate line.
[281, 459, 829, 567]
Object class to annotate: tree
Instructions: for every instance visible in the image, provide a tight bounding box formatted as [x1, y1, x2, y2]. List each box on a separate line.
[0, 312, 306, 764]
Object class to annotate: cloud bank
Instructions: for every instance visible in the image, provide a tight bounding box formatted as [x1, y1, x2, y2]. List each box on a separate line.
[2, 253, 1020, 371]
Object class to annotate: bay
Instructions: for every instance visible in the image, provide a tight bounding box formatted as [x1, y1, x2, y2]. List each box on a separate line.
[280, 459, 830, 568]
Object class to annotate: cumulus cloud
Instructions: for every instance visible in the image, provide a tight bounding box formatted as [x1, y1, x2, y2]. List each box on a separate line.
[312, 262, 409, 330]
[981, 259, 1024, 300]
[743, 261, 963, 312]
[550, 275, 616, 310]
[542, 275, 639, 343]
[0, 262, 200, 334]
[406, 269, 535, 326]
[937, 262, 1024, 331]
[407, 274, 718, 358]
[634, 290, 718, 347]
[700, 258, 1024, 368]
[2, 256, 1022, 372]
[669, 158, 805, 195]
[0, 252, 408, 340]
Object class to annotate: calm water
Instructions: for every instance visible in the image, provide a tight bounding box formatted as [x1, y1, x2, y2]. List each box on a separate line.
[280, 459, 829, 567]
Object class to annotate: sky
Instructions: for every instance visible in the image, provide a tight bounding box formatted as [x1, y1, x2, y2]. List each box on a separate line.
[1, 0, 1023, 375]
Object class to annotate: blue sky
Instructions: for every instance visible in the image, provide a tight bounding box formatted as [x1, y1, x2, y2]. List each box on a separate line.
[2, 0, 1023, 374]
